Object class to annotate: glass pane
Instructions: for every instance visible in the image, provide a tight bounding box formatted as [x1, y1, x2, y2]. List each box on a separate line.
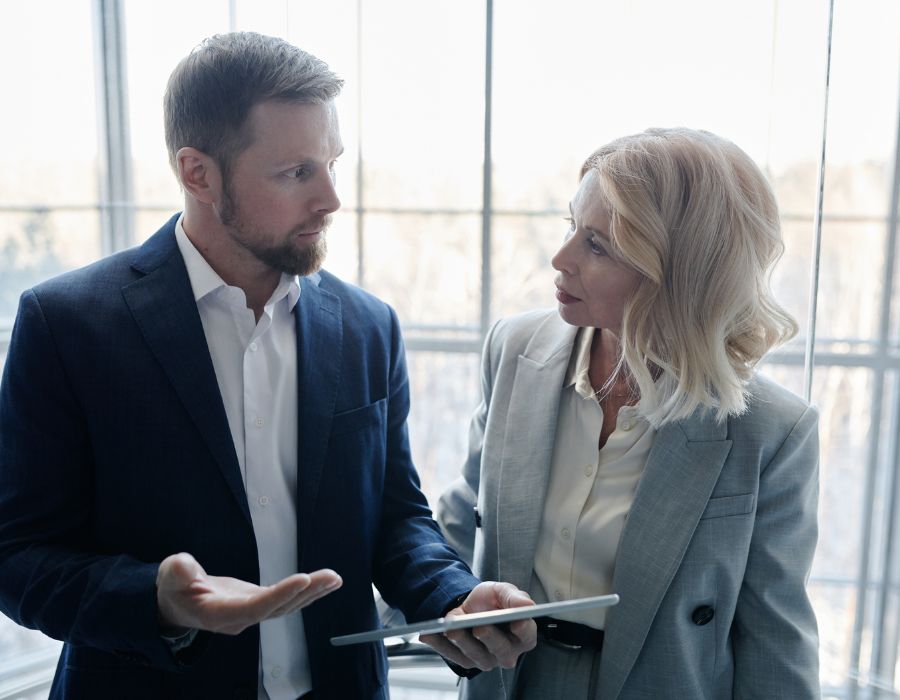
[322, 211, 359, 286]
[0, 210, 102, 324]
[0, 2, 98, 206]
[233, 0, 288, 36]
[359, 1, 485, 209]
[405, 351, 480, 507]
[809, 366, 873, 582]
[491, 214, 559, 322]
[362, 214, 481, 328]
[823, 0, 900, 219]
[815, 221, 886, 346]
[492, 0, 829, 213]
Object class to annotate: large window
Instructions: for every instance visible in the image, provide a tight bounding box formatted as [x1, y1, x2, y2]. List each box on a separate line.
[1, 1, 899, 697]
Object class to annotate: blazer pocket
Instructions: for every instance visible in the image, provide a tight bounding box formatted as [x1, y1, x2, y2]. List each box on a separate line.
[331, 398, 387, 437]
[699, 493, 755, 520]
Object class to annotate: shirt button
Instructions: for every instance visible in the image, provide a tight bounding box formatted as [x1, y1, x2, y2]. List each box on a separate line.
[554, 590, 563, 601]
[249, 342, 258, 352]
[621, 420, 634, 431]
[561, 527, 571, 540]
[255, 417, 264, 428]
[271, 665, 282, 678]
[585, 464, 594, 476]
[258, 496, 269, 507]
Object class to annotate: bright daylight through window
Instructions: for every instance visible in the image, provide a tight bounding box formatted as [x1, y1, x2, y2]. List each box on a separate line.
[1, 1, 899, 698]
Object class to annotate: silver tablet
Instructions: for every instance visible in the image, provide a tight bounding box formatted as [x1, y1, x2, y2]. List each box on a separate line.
[330, 593, 619, 646]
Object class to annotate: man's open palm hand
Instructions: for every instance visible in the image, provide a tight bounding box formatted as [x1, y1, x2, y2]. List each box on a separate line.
[156, 552, 342, 635]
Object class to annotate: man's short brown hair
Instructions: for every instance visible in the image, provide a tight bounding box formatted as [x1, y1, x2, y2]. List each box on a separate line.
[164, 32, 343, 181]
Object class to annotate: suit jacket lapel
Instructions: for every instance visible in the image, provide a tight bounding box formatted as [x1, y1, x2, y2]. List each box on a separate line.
[294, 275, 342, 563]
[495, 315, 577, 590]
[599, 412, 732, 700]
[122, 221, 250, 525]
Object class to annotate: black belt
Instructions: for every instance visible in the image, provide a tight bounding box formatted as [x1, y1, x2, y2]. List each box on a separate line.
[535, 616, 605, 650]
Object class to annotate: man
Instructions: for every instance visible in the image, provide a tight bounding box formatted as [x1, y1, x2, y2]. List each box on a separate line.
[0, 32, 534, 699]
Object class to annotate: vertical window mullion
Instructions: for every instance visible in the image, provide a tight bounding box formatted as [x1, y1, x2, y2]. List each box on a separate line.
[480, 0, 494, 342]
[92, 0, 134, 255]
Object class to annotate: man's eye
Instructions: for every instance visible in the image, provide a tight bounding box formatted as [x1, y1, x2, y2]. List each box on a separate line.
[563, 217, 576, 239]
[289, 166, 310, 179]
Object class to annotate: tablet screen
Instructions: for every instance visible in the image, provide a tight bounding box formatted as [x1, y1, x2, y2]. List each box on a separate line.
[330, 593, 618, 646]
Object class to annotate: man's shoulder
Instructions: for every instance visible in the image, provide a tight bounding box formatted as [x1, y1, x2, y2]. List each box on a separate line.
[310, 269, 393, 319]
[30, 246, 143, 307]
[29, 214, 179, 306]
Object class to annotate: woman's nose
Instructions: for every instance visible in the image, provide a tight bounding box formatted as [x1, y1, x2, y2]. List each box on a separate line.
[551, 233, 577, 274]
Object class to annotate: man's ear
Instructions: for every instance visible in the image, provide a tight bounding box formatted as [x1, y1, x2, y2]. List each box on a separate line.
[175, 147, 222, 205]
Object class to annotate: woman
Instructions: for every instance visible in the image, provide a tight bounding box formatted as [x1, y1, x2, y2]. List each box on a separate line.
[435, 128, 820, 699]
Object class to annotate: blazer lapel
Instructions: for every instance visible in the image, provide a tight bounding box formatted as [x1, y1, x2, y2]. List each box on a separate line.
[495, 315, 577, 590]
[122, 221, 250, 525]
[294, 275, 342, 562]
[598, 412, 732, 700]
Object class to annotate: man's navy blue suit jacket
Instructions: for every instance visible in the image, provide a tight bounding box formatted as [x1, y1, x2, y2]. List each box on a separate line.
[0, 214, 478, 699]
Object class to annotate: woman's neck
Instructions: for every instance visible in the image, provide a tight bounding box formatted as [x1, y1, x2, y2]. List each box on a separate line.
[588, 328, 636, 403]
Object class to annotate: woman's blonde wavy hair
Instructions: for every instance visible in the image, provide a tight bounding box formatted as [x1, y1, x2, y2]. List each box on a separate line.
[583, 127, 798, 426]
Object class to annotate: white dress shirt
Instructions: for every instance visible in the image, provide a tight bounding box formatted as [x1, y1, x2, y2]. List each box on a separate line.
[175, 217, 309, 700]
[532, 326, 656, 630]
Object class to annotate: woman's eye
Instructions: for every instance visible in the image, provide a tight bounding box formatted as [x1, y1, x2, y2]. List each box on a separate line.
[289, 166, 309, 179]
[563, 217, 576, 239]
[589, 238, 607, 256]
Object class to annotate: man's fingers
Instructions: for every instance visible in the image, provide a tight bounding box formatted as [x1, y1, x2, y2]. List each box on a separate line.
[508, 618, 538, 647]
[443, 628, 496, 671]
[471, 624, 517, 668]
[266, 573, 342, 618]
[420, 632, 481, 670]
[495, 583, 534, 610]
[259, 569, 343, 618]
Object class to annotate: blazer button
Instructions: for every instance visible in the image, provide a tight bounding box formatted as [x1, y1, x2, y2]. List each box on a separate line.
[691, 605, 715, 626]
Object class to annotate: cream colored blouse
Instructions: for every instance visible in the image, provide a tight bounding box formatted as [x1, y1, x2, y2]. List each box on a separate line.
[531, 326, 657, 630]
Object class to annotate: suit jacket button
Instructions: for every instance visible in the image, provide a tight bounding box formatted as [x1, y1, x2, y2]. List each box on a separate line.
[691, 605, 715, 626]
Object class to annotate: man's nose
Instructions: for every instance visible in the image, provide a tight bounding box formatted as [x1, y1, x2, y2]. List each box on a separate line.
[312, 172, 341, 215]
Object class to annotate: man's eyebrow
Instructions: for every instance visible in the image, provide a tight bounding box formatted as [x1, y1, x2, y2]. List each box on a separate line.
[276, 147, 344, 169]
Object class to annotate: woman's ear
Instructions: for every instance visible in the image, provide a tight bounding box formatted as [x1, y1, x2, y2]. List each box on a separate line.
[175, 147, 222, 205]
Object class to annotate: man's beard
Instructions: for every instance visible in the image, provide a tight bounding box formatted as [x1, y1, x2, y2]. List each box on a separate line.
[219, 185, 329, 277]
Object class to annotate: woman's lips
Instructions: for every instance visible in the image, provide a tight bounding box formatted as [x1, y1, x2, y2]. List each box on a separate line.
[555, 287, 580, 304]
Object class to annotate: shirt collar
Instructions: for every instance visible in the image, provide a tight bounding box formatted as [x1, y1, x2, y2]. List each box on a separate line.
[564, 326, 597, 400]
[175, 214, 301, 311]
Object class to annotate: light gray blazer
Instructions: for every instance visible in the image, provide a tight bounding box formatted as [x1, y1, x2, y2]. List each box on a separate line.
[437, 309, 820, 700]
